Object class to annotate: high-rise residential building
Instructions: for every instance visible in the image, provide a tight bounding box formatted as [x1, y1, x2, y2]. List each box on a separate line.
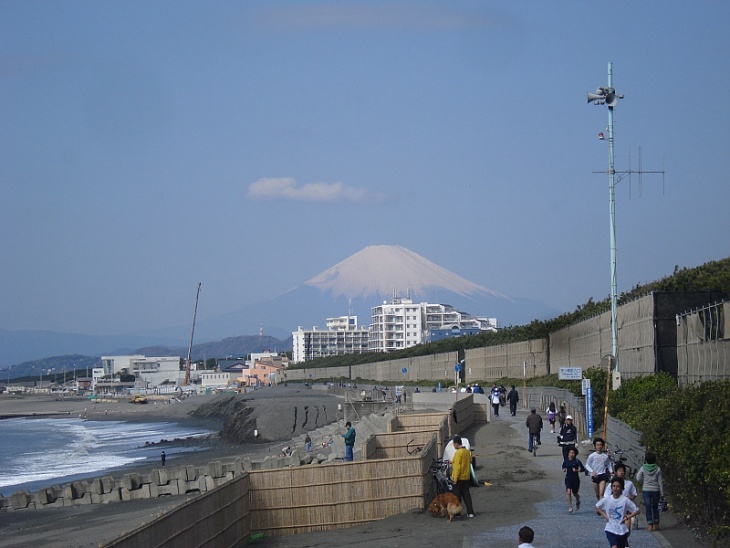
[292, 316, 370, 363]
[369, 297, 497, 352]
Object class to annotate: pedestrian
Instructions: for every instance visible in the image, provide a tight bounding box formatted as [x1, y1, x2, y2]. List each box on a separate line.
[160, 451, 166, 467]
[595, 476, 640, 548]
[450, 436, 475, 518]
[603, 463, 637, 502]
[507, 385, 519, 416]
[557, 415, 578, 461]
[343, 421, 356, 461]
[305, 434, 312, 453]
[586, 437, 613, 506]
[525, 409, 543, 453]
[517, 525, 535, 547]
[557, 405, 567, 430]
[545, 402, 557, 434]
[499, 384, 507, 407]
[490, 386, 501, 417]
[635, 451, 665, 532]
[562, 446, 586, 513]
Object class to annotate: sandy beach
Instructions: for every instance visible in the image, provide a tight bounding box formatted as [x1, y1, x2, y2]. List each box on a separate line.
[0, 393, 705, 548]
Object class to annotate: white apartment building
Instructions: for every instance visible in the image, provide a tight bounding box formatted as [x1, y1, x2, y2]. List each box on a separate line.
[369, 298, 497, 353]
[292, 316, 370, 363]
[369, 298, 424, 352]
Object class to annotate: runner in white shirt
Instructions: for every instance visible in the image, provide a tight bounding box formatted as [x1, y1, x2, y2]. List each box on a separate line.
[596, 477, 640, 548]
[585, 437, 613, 506]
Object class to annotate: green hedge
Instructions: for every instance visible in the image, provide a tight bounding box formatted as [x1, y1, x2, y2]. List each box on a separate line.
[608, 375, 730, 545]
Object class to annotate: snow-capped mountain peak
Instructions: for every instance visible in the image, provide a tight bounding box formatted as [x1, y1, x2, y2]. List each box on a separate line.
[305, 245, 509, 301]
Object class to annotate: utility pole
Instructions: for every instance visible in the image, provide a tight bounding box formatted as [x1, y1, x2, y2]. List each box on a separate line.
[587, 61, 624, 371]
[587, 62, 664, 380]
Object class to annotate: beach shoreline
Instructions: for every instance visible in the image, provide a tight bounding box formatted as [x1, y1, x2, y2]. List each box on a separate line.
[0, 394, 704, 548]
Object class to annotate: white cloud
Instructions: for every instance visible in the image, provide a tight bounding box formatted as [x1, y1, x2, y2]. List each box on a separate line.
[247, 177, 383, 203]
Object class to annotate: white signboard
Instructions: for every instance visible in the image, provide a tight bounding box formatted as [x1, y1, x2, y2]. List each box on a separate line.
[558, 367, 583, 381]
[582, 378, 591, 395]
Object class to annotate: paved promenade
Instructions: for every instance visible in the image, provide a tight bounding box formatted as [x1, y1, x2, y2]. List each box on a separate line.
[463, 408, 676, 548]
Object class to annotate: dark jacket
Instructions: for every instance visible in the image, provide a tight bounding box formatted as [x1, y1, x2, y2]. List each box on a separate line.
[526, 413, 543, 434]
[344, 427, 356, 446]
[507, 388, 519, 404]
[558, 423, 578, 444]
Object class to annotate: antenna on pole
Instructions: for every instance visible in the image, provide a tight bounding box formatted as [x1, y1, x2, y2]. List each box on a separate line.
[586, 62, 666, 375]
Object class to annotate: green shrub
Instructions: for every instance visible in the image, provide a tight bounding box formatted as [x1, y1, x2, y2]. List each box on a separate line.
[619, 378, 730, 545]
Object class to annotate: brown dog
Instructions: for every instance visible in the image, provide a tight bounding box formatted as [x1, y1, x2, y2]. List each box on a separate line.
[428, 493, 463, 522]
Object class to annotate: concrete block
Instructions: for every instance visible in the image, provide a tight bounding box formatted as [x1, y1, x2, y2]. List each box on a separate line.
[204, 475, 216, 491]
[92, 476, 115, 494]
[207, 461, 223, 478]
[10, 491, 30, 510]
[71, 481, 89, 498]
[156, 482, 180, 496]
[221, 461, 237, 475]
[32, 489, 53, 505]
[91, 490, 121, 504]
[121, 473, 142, 491]
[72, 493, 92, 505]
[127, 483, 151, 501]
[151, 469, 169, 486]
[241, 457, 253, 471]
[178, 477, 203, 494]
[185, 465, 198, 481]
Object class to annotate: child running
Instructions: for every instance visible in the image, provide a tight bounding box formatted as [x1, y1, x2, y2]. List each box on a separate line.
[596, 476, 640, 548]
[562, 446, 586, 513]
[585, 437, 613, 510]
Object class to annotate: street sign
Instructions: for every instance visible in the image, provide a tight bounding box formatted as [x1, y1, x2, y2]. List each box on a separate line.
[454, 364, 462, 372]
[581, 378, 591, 395]
[559, 367, 583, 380]
[401, 367, 408, 374]
[586, 386, 594, 438]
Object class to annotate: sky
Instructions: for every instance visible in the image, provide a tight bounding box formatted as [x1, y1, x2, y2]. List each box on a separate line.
[2, 1, 729, 339]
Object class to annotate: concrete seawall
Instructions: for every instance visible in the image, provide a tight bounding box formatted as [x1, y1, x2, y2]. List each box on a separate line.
[0, 411, 393, 513]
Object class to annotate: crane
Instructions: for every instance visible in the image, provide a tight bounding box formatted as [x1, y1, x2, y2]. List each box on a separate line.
[184, 282, 201, 386]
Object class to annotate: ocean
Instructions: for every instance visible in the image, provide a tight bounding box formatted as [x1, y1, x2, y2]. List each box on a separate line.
[0, 417, 215, 495]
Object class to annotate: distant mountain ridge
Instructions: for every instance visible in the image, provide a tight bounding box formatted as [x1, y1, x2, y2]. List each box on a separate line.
[4, 335, 292, 378]
[1, 245, 556, 365]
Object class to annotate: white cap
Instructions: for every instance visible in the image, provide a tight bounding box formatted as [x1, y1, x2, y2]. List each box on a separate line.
[566, 415, 573, 420]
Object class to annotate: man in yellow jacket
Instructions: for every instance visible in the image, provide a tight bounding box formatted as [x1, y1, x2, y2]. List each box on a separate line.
[451, 436, 475, 518]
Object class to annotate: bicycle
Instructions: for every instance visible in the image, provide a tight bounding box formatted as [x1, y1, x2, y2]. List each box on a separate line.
[607, 445, 633, 478]
[425, 459, 454, 505]
[530, 433, 539, 457]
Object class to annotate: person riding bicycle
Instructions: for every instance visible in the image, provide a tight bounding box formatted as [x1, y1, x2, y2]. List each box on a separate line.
[557, 415, 579, 460]
[526, 409, 543, 452]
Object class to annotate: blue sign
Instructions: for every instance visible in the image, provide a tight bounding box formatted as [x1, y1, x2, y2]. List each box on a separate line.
[586, 386, 594, 438]
[401, 367, 408, 374]
[454, 363, 462, 372]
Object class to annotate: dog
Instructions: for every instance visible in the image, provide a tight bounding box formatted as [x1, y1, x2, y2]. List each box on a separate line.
[428, 493, 463, 522]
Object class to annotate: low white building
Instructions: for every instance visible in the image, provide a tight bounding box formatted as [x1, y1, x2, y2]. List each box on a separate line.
[200, 370, 238, 391]
[100, 355, 183, 389]
[292, 316, 370, 363]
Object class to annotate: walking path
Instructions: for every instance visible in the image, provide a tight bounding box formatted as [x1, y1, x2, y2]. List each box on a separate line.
[463, 407, 674, 548]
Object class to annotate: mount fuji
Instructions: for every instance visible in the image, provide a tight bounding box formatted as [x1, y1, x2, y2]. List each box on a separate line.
[195, 245, 559, 341]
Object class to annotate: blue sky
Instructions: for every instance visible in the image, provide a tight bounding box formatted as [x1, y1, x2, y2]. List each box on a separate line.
[2, 1, 729, 338]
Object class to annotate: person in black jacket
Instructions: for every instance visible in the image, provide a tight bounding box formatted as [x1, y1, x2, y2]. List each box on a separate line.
[506, 385, 519, 416]
[557, 415, 578, 461]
